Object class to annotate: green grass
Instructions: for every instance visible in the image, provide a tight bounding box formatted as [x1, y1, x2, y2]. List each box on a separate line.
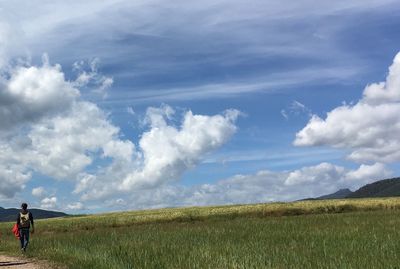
[1, 198, 400, 268]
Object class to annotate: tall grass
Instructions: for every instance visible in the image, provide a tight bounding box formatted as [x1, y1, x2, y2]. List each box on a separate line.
[1, 198, 400, 268]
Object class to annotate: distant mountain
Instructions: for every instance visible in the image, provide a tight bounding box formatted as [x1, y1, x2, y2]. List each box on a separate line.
[317, 188, 353, 199]
[347, 177, 400, 198]
[299, 188, 353, 201]
[0, 207, 67, 222]
[303, 177, 400, 201]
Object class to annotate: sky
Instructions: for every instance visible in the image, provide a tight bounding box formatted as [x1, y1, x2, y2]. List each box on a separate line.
[0, 0, 400, 213]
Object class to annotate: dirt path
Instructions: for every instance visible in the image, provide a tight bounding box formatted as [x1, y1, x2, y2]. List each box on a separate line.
[0, 254, 53, 269]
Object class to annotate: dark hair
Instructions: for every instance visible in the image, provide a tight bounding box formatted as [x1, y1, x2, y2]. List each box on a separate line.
[21, 203, 28, 210]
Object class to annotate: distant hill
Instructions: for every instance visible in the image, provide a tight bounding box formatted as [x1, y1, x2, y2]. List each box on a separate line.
[317, 188, 353, 199]
[300, 188, 353, 201]
[347, 177, 400, 198]
[303, 177, 400, 201]
[0, 207, 67, 222]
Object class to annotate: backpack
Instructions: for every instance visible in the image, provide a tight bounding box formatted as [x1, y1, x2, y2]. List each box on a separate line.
[20, 212, 30, 228]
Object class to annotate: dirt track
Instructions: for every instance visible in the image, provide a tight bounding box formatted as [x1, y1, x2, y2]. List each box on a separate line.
[0, 254, 53, 268]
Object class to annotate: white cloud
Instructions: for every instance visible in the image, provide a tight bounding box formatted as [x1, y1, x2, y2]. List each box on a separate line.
[76, 106, 240, 200]
[73, 58, 113, 99]
[3, 0, 394, 105]
[126, 106, 135, 115]
[281, 109, 289, 120]
[285, 162, 345, 186]
[103, 198, 127, 208]
[281, 100, 312, 120]
[110, 162, 391, 209]
[31, 187, 46, 197]
[345, 162, 391, 182]
[103, 68, 363, 104]
[0, 164, 30, 198]
[3, 1, 396, 209]
[290, 101, 312, 117]
[0, 55, 148, 202]
[0, 54, 240, 200]
[121, 107, 240, 188]
[0, 60, 79, 130]
[295, 52, 400, 163]
[27, 101, 132, 179]
[363, 53, 400, 104]
[66, 202, 84, 211]
[207, 162, 390, 203]
[40, 196, 57, 209]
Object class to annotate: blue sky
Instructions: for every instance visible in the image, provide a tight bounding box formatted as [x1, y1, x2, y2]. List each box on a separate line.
[0, 0, 400, 213]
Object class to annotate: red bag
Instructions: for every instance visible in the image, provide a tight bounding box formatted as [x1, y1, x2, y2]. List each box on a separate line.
[12, 223, 20, 239]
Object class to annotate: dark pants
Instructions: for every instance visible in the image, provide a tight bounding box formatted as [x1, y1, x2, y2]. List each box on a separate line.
[19, 228, 30, 250]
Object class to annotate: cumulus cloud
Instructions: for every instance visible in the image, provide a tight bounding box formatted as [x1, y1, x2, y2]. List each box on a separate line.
[0, 60, 79, 130]
[76, 105, 240, 200]
[285, 162, 345, 186]
[363, 53, 400, 104]
[0, 55, 145, 200]
[0, 56, 240, 200]
[123, 108, 239, 188]
[0, 58, 134, 191]
[27, 101, 132, 179]
[208, 162, 389, 203]
[295, 52, 400, 163]
[0, 139, 32, 198]
[0, 164, 30, 198]
[344, 162, 391, 182]
[66, 202, 84, 211]
[109, 162, 391, 209]
[40, 196, 57, 209]
[31, 187, 46, 197]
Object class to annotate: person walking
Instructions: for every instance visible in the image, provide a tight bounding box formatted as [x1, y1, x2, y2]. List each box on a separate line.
[16, 203, 34, 252]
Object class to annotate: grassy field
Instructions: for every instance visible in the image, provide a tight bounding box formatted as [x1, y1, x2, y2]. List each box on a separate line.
[1, 198, 400, 268]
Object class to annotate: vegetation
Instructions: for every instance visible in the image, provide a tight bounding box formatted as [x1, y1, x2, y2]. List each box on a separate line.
[1, 197, 400, 268]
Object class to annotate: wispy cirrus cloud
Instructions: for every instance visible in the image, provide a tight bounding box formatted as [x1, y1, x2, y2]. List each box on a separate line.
[2, 0, 399, 103]
[281, 100, 312, 120]
[202, 148, 343, 168]
[101, 66, 363, 104]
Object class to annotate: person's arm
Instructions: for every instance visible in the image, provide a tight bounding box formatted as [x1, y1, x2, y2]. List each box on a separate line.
[30, 212, 35, 233]
[16, 213, 20, 227]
